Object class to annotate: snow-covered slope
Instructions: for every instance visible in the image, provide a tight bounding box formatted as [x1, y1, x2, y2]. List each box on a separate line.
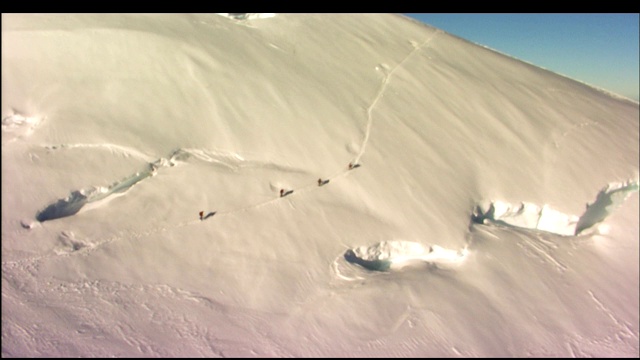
[2, 13, 638, 357]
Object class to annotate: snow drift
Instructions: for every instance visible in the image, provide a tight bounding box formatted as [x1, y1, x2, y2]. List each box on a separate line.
[2, 13, 638, 357]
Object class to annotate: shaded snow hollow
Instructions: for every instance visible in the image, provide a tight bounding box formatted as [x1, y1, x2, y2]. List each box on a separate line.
[472, 179, 639, 236]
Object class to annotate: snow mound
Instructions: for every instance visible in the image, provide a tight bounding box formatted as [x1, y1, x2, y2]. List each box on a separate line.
[215, 13, 276, 21]
[473, 179, 639, 236]
[343, 240, 469, 272]
[2, 113, 43, 142]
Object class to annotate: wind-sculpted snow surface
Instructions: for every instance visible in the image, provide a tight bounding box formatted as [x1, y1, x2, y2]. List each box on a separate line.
[2, 13, 639, 358]
[473, 180, 639, 236]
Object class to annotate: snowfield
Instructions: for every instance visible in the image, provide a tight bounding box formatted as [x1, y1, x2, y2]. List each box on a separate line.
[2, 13, 638, 357]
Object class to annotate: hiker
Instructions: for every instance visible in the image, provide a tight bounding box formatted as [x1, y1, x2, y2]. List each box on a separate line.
[199, 211, 204, 220]
[280, 189, 284, 197]
[318, 178, 322, 186]
[348, 163, 353, 170]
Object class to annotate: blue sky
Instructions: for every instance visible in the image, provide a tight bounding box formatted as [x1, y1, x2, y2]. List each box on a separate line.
[404, 14, 639, 101]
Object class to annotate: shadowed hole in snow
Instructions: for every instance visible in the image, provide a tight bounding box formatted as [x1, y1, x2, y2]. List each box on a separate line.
[472, 179, 639, 236]
[36, 190, 89, 222]
[575, 179, 639, 234]
[343, 240, 468, 272]
[36, 169, 154, 222]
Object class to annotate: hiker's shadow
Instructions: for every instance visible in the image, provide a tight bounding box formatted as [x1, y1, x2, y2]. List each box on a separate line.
[282, 190, 294, 197]
[204, 211, 216, 220]
[319, 179, 330, 186]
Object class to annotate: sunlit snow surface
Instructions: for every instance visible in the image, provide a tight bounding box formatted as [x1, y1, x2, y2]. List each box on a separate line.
[2, 13, 638, 357]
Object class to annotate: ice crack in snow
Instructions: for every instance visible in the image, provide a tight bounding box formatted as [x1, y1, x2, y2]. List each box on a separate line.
[472, 179, 639, 236]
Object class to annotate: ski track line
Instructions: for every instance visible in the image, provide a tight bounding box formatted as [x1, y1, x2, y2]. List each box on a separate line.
[4, 31, 442, 269]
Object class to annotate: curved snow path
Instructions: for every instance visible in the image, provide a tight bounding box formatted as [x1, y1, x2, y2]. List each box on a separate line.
[354, 30, 442, 164]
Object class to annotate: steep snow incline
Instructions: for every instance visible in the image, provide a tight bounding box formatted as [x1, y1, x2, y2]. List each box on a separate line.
[2, 13, 638, 358]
